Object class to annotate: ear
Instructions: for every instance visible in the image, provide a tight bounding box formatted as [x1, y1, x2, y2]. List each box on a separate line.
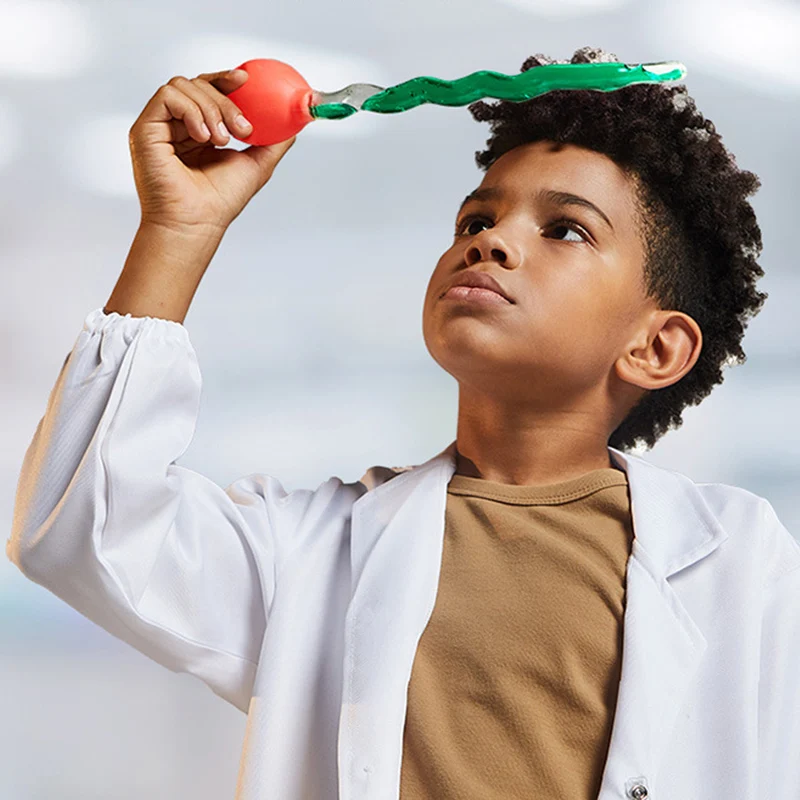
[615, 311, 703, 391]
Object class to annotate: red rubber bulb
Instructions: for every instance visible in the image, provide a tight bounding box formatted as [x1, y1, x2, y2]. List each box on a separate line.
[226, 59, 315, 146]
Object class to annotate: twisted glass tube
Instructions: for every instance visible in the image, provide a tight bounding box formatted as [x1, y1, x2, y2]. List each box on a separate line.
[310, 61, 686, 120]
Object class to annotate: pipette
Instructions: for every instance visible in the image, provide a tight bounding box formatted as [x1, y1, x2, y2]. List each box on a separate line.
[226, 58, 687, 146]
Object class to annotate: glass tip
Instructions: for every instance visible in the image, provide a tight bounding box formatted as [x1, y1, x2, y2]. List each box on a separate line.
[641, 61, 687, 78]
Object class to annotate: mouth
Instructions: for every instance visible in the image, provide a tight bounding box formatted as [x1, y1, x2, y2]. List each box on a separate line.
[439, 269, 515, 303]
[441, 285, 513, 306]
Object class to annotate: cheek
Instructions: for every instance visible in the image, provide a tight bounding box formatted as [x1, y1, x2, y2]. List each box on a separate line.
[421, 269, 445, 347]
[423, 255, 452, 311]
[422, 280, 439, 328]
[526, 277, 625, 355]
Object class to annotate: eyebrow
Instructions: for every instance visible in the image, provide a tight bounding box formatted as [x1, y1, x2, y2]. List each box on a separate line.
[457, 186, 614, 231]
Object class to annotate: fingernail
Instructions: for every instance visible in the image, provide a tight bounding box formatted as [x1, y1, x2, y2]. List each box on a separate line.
[235, 115, 252, 131]
[217, 121, 230, 139]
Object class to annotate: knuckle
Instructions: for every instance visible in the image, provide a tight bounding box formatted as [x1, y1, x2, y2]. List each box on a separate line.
[167, 75, 187, 86]
[199, 99, 225, 128]
[157, 84, 175, 101]
[200, 101, 220, 126]
[193, 75, 220, 98]
[184, 81, 218, 117]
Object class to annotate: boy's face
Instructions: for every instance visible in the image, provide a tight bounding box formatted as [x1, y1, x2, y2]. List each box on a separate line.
[422, 140, 658, 410]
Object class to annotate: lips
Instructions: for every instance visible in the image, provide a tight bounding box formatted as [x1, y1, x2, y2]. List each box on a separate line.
[441, 270, 514, 303]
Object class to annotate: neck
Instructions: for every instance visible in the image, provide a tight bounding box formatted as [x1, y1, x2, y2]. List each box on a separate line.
[454, 389, 615, 486]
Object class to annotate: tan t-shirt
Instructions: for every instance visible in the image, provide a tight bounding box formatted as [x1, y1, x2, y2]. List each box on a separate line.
[399, 466, 633, 800]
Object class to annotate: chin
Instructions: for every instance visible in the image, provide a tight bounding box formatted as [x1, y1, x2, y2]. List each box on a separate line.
[427, 343, 497, 383]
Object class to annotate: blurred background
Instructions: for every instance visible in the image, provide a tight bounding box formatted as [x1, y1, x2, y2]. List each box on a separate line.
[1, 0, 798, 796]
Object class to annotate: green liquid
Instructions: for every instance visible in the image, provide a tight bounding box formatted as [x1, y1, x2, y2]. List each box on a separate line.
[310, 103, 358, 120]
[311, 62, 685, 118]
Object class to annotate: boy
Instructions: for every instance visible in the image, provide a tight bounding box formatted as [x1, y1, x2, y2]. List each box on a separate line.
[8, 46, 799, 799]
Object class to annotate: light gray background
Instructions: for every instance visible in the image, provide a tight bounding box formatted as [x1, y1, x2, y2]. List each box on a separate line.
[1, 0, 798, 796]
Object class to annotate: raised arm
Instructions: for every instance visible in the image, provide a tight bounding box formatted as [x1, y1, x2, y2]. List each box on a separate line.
[7, 67, 298, 712]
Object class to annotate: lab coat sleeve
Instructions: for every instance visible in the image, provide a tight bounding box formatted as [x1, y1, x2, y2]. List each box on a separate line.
[757, 499, 800, 798]
[6, 308, 276, 713]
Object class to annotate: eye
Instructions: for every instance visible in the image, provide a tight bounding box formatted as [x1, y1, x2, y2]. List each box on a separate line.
[546, 219, 590, 243]
[455, 214, 592, 243]
[455, 214, 492, 236]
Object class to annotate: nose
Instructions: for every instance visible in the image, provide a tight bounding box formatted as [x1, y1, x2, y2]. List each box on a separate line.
[464, 227, 518, 269]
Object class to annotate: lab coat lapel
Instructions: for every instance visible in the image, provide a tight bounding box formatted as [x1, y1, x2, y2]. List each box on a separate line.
[596, 447, 729, 797]
[339, 441, 729, 800]
[338, 445, 455, 800]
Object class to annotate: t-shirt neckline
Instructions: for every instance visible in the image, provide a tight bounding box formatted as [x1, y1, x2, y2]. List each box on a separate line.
[446, 467, 628, 506]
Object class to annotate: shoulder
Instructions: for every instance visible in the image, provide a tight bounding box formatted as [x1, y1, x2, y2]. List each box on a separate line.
[227, 459, 413, 521]
[693, 481, 800, 584]
[619, 449, 800, 586]
[693, 480, 771, 522]
[357, 463, 415, 491]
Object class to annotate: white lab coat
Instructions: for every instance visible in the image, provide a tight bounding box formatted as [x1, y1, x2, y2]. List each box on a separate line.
[7, 307, 800, 800]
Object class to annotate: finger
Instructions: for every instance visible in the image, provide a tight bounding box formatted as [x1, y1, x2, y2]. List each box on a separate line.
[195, 69, 249, 96]
[166, 76, 233, 146]
[133, 82, 214, 148]
[160, 114, 192, 145]
[171, 129, 209, 157]
[168, 115, 243, 157]
[165, 117, 223, 149]
[190, 76, 254, 141]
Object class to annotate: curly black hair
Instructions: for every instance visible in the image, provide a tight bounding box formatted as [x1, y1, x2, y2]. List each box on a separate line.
[467, 46, 767, 452]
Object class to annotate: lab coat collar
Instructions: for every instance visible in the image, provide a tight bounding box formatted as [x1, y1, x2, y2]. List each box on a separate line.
[339, 440, 729, 799]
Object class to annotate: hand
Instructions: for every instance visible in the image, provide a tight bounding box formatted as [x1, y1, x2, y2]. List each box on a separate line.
[128, 69, 297, 235]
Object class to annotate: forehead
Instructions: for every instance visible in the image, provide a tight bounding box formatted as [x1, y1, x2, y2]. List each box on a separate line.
[479, 141, 639, 220]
